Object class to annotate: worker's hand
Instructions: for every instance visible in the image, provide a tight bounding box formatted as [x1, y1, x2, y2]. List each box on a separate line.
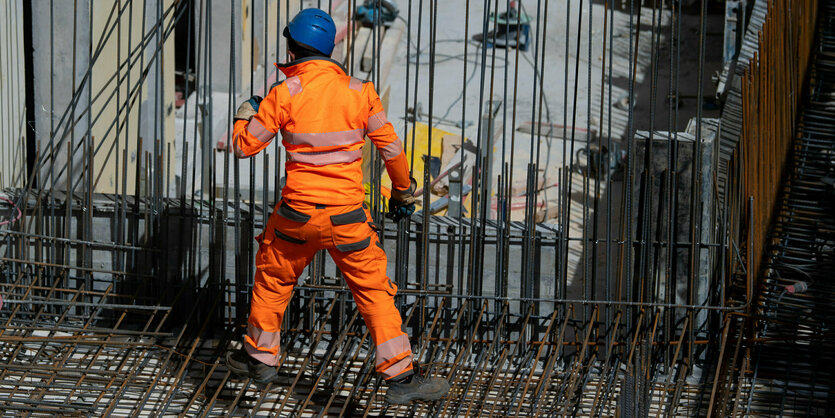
[234, 95, 263, 122]
[387, 177, 418, 222]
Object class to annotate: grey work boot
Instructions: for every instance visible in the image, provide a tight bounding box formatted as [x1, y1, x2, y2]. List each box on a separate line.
[225, 348, 278, 384]
[385, 367, 450, 404]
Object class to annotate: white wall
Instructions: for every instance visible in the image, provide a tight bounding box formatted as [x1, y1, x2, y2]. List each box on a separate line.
[29, 0, 178, 196]
[0, 2, 27, 190]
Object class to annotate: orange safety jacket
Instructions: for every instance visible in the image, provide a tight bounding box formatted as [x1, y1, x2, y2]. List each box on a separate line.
[232, 57, 411, 205]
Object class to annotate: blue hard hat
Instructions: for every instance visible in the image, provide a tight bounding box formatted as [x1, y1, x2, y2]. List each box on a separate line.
[283, 8, 336, 56]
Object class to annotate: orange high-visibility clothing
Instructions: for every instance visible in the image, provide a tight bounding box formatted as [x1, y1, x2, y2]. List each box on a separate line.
[232, 57, 414, 380]
[245, 200, 413, 380]
[232, 57, 412, 205]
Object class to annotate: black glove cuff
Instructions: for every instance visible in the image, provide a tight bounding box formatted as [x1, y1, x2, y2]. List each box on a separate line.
[393, 177, 417, 194]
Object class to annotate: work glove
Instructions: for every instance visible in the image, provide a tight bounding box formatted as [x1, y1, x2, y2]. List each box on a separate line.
[234, 95, 263, 122]
[386, 177, 419, 222]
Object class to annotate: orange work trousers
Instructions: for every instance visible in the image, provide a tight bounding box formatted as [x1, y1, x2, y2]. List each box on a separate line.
[244, 199, 413, 380]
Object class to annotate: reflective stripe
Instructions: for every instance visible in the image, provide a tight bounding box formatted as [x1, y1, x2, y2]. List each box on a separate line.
[376, 334, 411, 364]
[286, 76, 303, 96]
[248, 323, 281, 348]
[232, 134, 247, 158]
[245, 324, 281, 366]
[381, 356, 413, 380]
[368, 110, 388, 133]
[379, 139, 404, 161]
[245, 342, 279, 366]
[247, 119, 275, 143]
[281, 129, 365, 147]
[348, 77, 363, 91]
[287, 149, 362, 165]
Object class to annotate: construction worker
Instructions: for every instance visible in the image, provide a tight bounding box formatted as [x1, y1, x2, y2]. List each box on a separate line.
[223, 8, 449, 404]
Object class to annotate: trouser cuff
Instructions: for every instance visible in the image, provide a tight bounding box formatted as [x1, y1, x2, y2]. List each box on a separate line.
[386, 364, 414, 382]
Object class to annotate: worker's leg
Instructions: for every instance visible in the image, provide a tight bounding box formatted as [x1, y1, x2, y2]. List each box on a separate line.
[325, 205, 414, 380]
[245, 201, 320, 366]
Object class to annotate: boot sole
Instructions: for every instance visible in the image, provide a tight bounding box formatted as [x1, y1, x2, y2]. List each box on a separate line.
[385, 387, 448, 404]
[225, 352, 250, 377]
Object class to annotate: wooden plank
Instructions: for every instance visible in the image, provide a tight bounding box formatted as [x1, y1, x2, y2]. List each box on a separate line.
[350, 27, 372, 76]
[516, 121, 596, 141]
[361, 27, 387, 72]
[430, 136, 476, 197]
[378, 19, 406, 86]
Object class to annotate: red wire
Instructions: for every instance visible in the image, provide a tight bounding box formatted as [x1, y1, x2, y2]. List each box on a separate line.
[0, 196, 22, 226]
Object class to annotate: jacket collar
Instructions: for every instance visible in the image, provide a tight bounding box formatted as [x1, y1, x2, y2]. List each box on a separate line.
[275, 57, 349, 78]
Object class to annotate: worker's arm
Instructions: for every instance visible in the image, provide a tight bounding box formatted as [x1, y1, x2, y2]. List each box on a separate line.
[365, 83, 411, 192]
[231, 84, 285, 158]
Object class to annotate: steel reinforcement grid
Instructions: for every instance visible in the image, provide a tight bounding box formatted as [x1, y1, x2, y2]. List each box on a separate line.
[0, 0, 829, 416]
